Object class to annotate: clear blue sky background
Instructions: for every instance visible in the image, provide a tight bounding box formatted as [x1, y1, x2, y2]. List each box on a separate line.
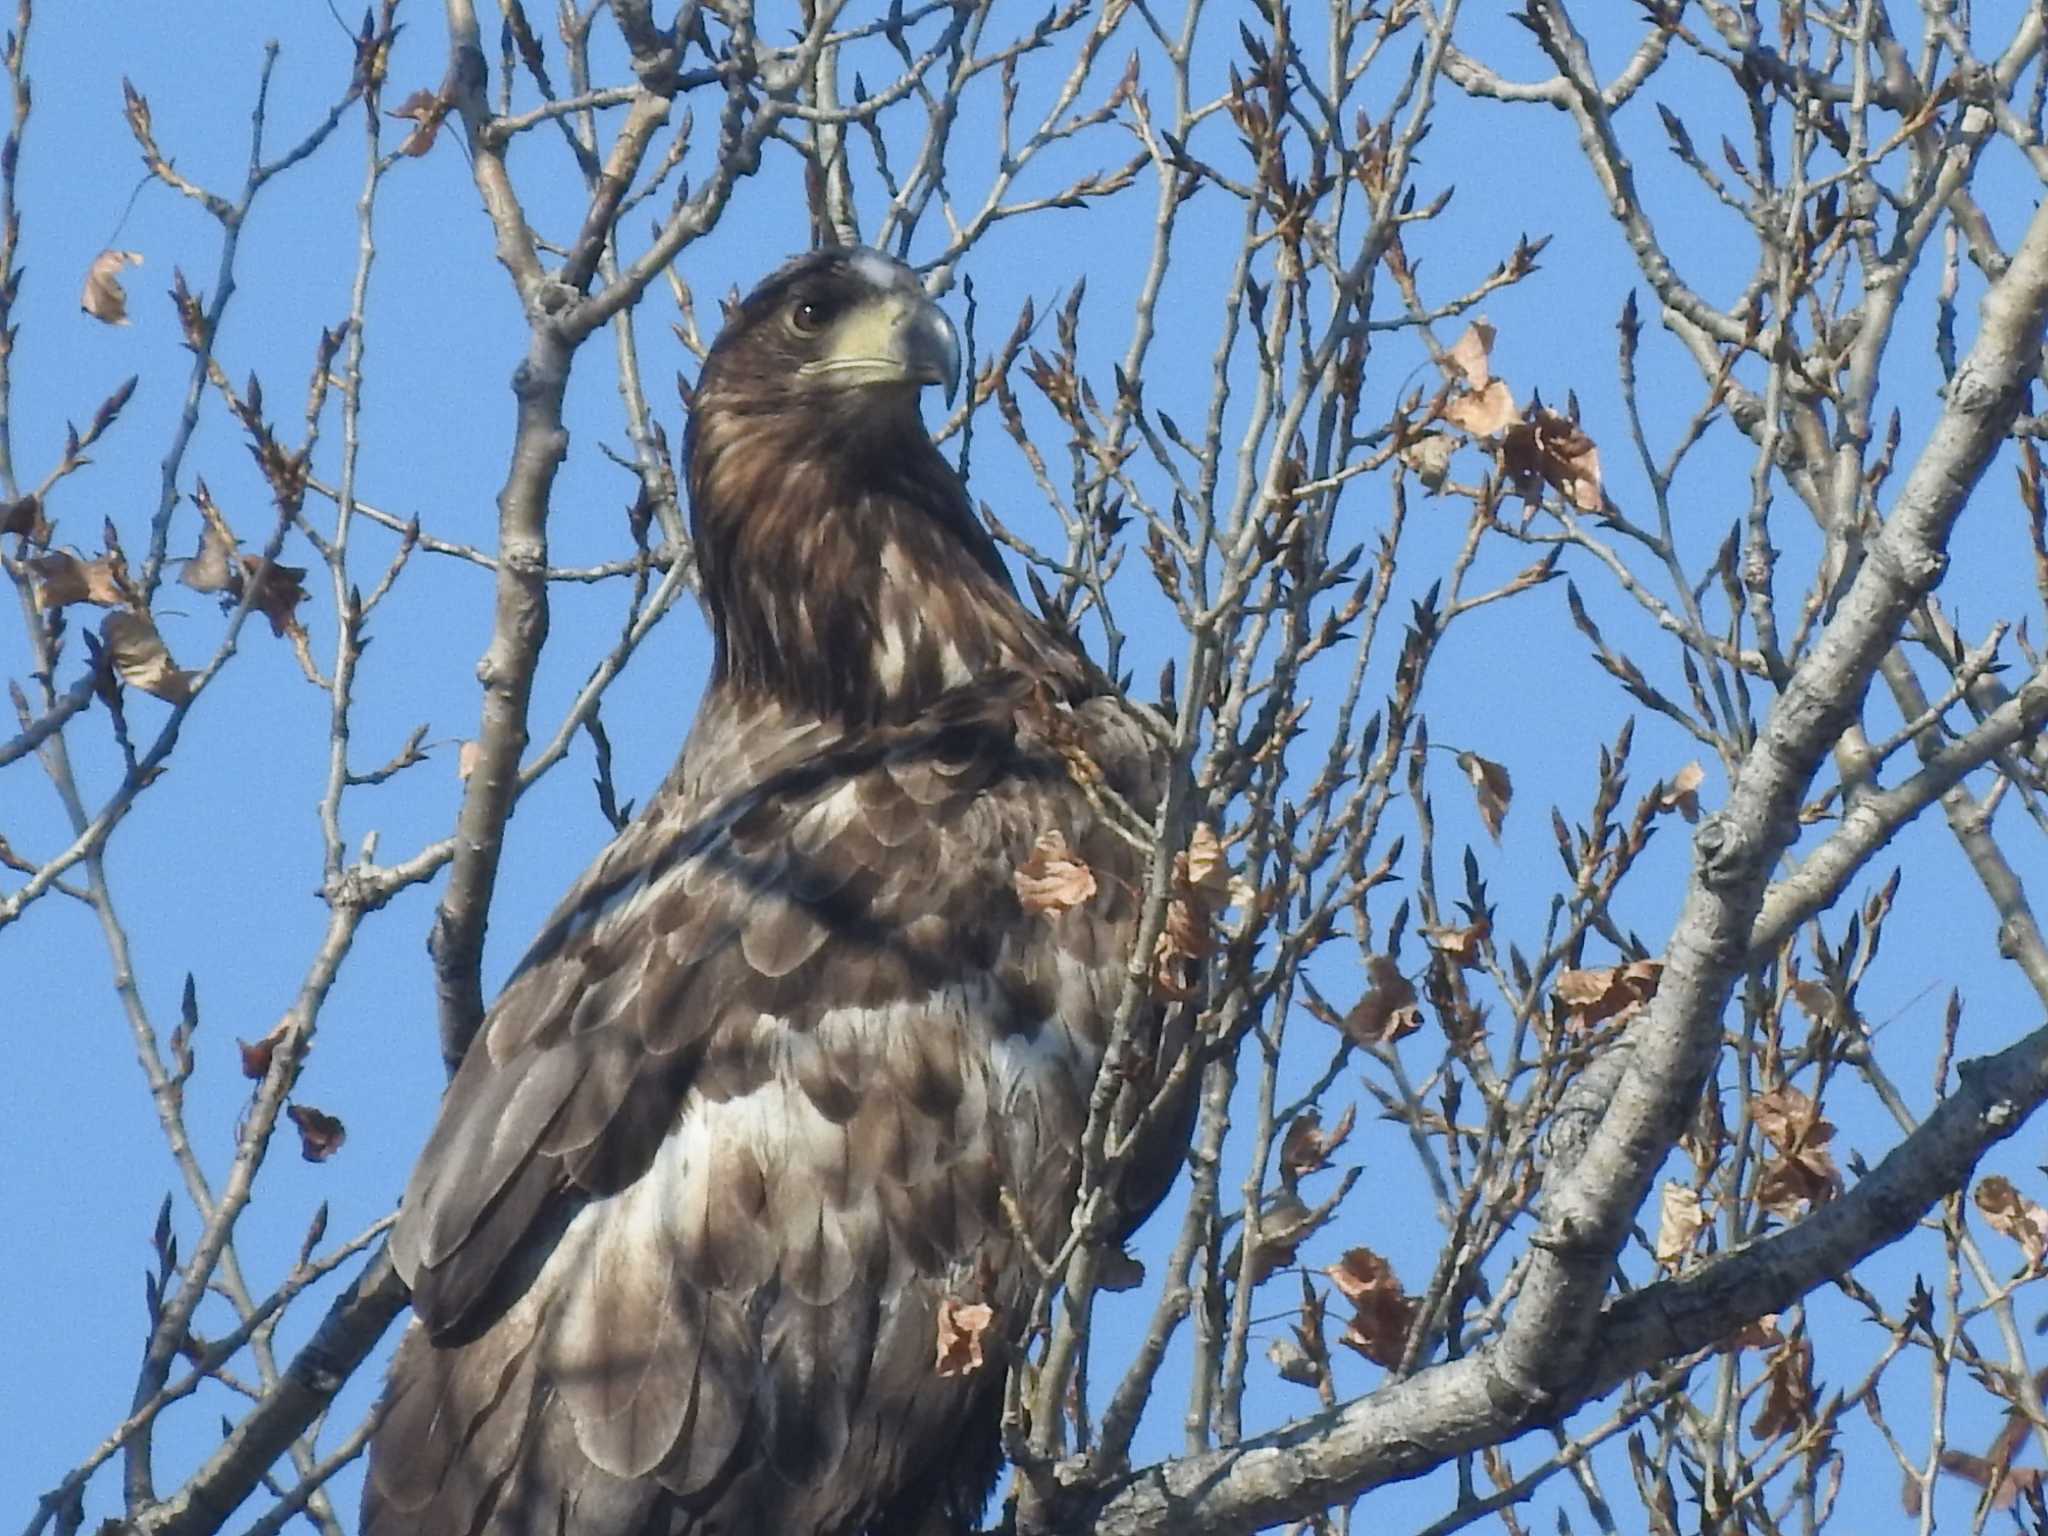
[6, 3, 2045, 1532]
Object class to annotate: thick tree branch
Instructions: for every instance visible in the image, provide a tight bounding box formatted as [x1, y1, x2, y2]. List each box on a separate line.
[129, 1249, 406, 1536]
[1086, 1002, 2048, 1535]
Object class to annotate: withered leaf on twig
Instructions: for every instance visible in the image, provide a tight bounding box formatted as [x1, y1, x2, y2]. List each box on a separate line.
[29, 551, 129, 610]
[389, 87, 453, 157]
[1422, 915, 1490, 969]
[1975, 1175, 2048, 1269]
[1502, 406, 1603, 512]
[242, 556, 311, 639]
[1724, 1312, 1785, 1354]
[1653, 1181, 1707, 1272]
[1443, 379, 1520, 438]
[1013, 829, 1098, 916]
[238, 1023, 289, 1080]
[0, 493, 46, 541]
[1446, 320, 1496, 389]
[1786, 977, 1846, 1033]
[1279, 1102, 1356, 1187]
[1554, 959, 1662, 1032]
[1400, 431, 1455, 491]
[1455, 750, 1512, 842]
[1182, 821, 1233, 902]
[1910, 1452, 2044, 1516]
[179, 491, 242, 594]
[1152, 896, 1208, 999]
[1235, 1192, 1327, 1288]
[1750, 1083, 1843, 1217]
[181, 487, 313, 640]
[81, 249, 143, 326]
[1904, 1367, 2048, 1516]
[1681, 1081, 1726, 1173]
[1340, 954, 1419, 1046]
[286, 1104, 347, 1163]
[1658, 760, 1705, 822]
[1441, 323, 1523, 440]
[1150, 822, 1246, 999]
[1324, 1246, 1418, 1369]
[1749, 1329, 1817, 1442]
[99, 610, 194, 703]
[934, 1297, 994, 1377]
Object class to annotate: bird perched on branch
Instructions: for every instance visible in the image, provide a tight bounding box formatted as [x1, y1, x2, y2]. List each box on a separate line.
[363, 247, 1190, 1536]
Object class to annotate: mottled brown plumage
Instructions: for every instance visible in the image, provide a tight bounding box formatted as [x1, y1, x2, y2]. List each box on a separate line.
[362, 248, 1186, 1536]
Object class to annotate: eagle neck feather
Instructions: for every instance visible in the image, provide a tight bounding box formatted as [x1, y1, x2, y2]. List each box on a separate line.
[689, 399, 1079, 727]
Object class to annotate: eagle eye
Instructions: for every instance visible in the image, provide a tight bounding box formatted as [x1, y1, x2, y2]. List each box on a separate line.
[789, 298, 827, 336]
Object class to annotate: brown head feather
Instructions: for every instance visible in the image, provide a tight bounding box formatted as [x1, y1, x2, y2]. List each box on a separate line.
[686, 247, 1078, 725]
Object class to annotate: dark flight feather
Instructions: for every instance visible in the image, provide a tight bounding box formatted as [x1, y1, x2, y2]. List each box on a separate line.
[362, 248, 1189, 1536]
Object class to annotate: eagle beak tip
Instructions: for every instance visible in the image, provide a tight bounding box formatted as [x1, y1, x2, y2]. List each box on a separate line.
[929, 309, 962, 405]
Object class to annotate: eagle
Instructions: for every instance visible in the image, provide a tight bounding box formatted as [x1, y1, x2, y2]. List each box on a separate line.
[362, 248, 1189, 1536]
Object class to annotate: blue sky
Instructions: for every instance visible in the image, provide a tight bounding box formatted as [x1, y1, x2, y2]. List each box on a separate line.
[7, 4, 2047, 1532]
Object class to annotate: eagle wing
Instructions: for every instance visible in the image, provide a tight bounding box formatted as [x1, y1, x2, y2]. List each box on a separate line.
[368, 679, 1161, 1534]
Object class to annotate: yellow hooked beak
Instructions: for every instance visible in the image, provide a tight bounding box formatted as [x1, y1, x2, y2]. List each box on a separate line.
[797, 289, 962, 404]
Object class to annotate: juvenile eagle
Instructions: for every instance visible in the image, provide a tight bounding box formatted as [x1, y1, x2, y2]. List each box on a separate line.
[362, 248, 1186, 1535]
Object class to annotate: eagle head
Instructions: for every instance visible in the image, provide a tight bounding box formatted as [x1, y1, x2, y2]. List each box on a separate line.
[695, 246, 961, 414]
[684, 248, 1034, 724]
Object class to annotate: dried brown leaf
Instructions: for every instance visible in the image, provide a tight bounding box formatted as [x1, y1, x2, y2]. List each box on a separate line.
[1554, 959, 1662, 1032]
[1325, 1247, 1418, 1369]
[1654, 1181, 1707, 1271]
[238, 1024, 287, 1080]
[81, 250, 143, 326]
[1280, 1103, 1356, 1185]
[1750, 1331, 1816, 1442]
[1658, 760, 1705, 822]
[1786, 977, 1845, 1033]
[1149, 827, 1241, 997]
[934, 1297, 995, 1377]
[1442, 378, 1520, 438]
[286, 1103, 347, 1163]
[388, 88, 451, 157]
[1501, 407, 1603, 511]
[1681, 1081, 1726, 1174]
[1014, 829, 1098, 915]
[1926, 1452, 2043, 1513]
[1183, 821, 1230, 900]
[1151, 894, 1210, 998]
[100, 610, 194, 702]
[1, 493, 47, 541]
[1401, 431, 1455, 491]
[1446, 320, 1496, 389]
[243, 557, 310, 639]
[1341, 954, 1419, 1046]
[1422, 917, 1490, 969]
[1238, 1192, 1333, 1288]
[1455, 750, 1512, 842]
[178, 513, 240, 595]
[30, 551, 129, 609]
[1751, 1083, 1842, 1217]
[1975, 1175, 2048, 1268]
